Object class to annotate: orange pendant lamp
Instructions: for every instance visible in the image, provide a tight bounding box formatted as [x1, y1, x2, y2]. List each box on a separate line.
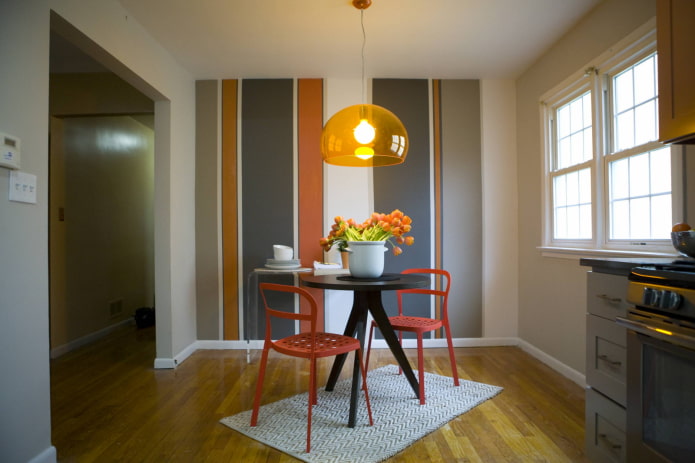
[320, 0, 409, 167]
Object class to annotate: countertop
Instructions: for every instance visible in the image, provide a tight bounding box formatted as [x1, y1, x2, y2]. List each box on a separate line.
[579, 256, 688, 276]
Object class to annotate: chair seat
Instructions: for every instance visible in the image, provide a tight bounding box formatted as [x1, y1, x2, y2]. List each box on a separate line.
[388, 315, 443, 333]
[274, 332, 361, 358]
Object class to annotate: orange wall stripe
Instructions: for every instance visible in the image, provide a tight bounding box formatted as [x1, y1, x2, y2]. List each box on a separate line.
[222, 79, 239, 340]
[297, 78, 325, 332]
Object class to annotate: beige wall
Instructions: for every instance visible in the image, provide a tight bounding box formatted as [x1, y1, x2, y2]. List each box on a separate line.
[1, 1, 196, 460]
[515, 0, 656, 375]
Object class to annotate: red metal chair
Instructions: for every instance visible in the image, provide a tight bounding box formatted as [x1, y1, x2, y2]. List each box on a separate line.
[365, 268, 459, 405]
[250, 283, 373, 453]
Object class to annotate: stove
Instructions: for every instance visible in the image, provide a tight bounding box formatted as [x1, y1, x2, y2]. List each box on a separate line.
[616, 259, 695, 462]
[627, 259, 695, 324]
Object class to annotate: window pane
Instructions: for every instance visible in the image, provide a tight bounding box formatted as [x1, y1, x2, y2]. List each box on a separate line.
[612, 54, 659, 152]
[583, 93, 592, 127]
[612, 199, 630, 239]
[579, 168, 592, 203]
[615, 69, 633, 113]
[650, 147, 671, 194]
[554, 175, 566, 207]
[634, 56, 656, 105]
[558, 137, 571, 169]
[553, 168, 591, 240]
[558, 106, 570, 138]
[615, 111, 635, 151]
[629, 153, 650, 197]
[634, 100, 656, 145]
[555, 92, 591, 171]
[611, 158, 629, 200]
[608, 146, 673, 240]
[580, 204, 592, 238]
[651, 193, 672, 238]
[566, 171, 579, 205]
[630, 197, 650, 238]
[555, 207, 567, 239]
[583, 128, 593, 163]
[571, 132, 584, 165]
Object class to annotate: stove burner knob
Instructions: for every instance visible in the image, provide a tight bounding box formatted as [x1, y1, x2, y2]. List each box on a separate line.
[662, 291, 682, 310]
[642, 287, 682, 310]
[642, 287, 657, 306]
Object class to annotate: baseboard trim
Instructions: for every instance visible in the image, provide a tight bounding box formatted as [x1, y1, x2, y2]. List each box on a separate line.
[517, 339, 586, 388]
[166, 336, 587, 388]
[153, 339, 201, 369]
[50, 319, 133, 359]
[28, 445, 57, 463]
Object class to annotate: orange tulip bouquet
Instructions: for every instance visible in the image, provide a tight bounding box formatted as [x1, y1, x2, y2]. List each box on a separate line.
[320, 209, 415, 256]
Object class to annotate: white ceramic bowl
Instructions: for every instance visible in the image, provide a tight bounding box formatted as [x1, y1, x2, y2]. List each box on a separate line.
[273, 245, 293, 261]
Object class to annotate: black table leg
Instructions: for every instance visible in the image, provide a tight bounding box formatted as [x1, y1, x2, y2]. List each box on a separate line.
[324, 291, 369, 428]
[366, 291, 420, 400]
[325, 292, 366, 391]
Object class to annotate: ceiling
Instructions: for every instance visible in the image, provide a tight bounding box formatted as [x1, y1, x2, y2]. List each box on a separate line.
[106, 0, 603, 80]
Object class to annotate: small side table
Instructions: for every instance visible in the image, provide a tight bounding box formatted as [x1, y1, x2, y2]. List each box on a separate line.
[245, 267, 311, 361]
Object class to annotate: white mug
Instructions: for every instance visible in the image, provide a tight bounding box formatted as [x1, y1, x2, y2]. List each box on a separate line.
[273, 245, 293, 260]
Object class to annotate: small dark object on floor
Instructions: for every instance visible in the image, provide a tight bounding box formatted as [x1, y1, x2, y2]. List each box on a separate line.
[134, 307, 155, 329]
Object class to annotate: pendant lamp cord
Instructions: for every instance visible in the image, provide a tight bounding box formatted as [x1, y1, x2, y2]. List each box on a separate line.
[360, 9, 367, 103]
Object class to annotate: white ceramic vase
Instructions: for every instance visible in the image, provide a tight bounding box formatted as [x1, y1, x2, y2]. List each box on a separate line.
[345, 241, 387, 278]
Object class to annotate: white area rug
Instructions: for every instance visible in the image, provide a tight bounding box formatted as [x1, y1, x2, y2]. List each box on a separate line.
[220, 365, 502, 463]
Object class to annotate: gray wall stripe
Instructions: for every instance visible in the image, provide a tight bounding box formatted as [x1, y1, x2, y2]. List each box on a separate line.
[241, 79, 295, 338]
[441, 80, 482, 337]
[373, 79, 432, 321]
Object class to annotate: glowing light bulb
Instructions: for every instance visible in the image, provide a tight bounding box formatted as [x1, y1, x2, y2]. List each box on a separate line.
[354, 146, 375, 159]
[353, 119, 376, 144]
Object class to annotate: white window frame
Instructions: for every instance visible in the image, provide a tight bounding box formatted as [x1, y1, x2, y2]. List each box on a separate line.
[540, 19, 684, 258]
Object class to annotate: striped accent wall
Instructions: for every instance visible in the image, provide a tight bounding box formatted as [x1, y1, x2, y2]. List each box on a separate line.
[222, 79, 324, 340]
[372, 78, 482, 338]
[219, 77, 480, 340]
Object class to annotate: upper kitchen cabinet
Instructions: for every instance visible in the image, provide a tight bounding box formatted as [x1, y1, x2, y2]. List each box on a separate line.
[657, 0, 695, 144]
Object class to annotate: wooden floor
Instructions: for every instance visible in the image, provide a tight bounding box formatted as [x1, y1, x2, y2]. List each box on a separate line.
[50, 324, 589, 462]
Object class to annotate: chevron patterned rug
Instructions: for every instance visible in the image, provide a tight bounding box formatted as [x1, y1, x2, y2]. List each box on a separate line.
[220, 365, 502, 462]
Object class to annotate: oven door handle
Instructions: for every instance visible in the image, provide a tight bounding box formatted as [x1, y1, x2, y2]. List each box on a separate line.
[616, 316, 695, 350]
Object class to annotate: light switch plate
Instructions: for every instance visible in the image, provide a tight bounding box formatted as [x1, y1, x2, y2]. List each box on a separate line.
[9, 171, 37, 204]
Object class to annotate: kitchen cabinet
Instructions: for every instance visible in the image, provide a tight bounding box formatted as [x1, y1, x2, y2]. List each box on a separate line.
[585, 271, 628, 463]
[657, 0, 695, 143]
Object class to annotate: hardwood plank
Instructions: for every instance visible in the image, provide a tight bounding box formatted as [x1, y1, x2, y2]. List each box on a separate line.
[51, 325, 588, 462]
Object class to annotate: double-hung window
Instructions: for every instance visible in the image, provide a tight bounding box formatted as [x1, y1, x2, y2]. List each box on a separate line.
[541, 20, 683, 255]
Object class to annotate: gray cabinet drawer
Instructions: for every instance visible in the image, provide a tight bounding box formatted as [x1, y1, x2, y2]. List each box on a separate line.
[585, 387, 626, 463]
[587, 271, 629, 320]
[586, 314, 626, 406]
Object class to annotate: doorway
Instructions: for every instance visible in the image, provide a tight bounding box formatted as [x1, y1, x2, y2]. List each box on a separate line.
[48, 23, 156, 356]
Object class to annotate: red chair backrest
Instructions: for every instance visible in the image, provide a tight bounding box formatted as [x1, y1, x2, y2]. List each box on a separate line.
[396, 268, 451, 318]
[259, 283, 317, 339]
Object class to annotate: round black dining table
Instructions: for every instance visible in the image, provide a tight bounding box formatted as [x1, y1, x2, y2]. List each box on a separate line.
[300, 272, 429, 427]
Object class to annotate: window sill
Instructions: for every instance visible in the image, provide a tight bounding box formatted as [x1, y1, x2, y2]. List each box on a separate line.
[537, 246, 679, 261]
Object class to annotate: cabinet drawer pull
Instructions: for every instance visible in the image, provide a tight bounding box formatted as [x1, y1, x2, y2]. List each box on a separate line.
[598, 354, 622, 367]
[596, 294, 622, 304]
[598, 433, 622, 450]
